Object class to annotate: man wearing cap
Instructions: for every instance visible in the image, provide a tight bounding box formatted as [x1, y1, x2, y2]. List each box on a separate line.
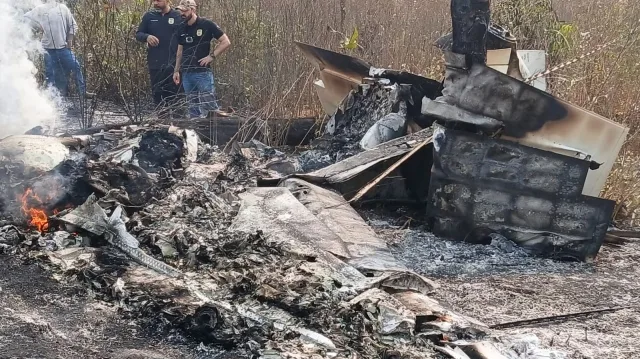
[135, 0, 183, 119]
[172, 0, 231, 119]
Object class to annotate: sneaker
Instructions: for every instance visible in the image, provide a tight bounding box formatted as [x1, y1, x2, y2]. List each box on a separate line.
[84, 92, 95, 99]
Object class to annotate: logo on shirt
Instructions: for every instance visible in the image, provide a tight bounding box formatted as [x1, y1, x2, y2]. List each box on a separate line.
[196, 29, 203, 36]
[168, 18, 174, 24]
[185, 36, 194, 44]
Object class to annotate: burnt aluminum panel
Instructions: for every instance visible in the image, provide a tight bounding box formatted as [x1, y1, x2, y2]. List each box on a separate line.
[296, 42, 443, 119]
[502, 99, 629, 197]
[433, 127, 590, 198]
[423, 59, 629, 197]
[424, 64, 569, 137]
[294, 41, 371, 82]
[427, 127, 615, 262]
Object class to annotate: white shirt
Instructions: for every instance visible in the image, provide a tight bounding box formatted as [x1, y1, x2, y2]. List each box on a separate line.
[24, 3, 78, 50]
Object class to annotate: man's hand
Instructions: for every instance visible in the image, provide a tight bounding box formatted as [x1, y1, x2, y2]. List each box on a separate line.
[173, 72, 180, 85]
[147, 35, 159, 47]
[198, 55, 214, 67]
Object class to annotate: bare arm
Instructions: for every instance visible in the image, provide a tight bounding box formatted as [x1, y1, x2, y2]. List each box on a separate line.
[175, 45, 183, 72]
[212, 34, 231, 58]
[173, 45, 183, 84]
[199, 34, 231, 66]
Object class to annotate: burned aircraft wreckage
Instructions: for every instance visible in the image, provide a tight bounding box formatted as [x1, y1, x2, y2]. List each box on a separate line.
[290, 6, 627, 262]
[0, 1, 633, 358]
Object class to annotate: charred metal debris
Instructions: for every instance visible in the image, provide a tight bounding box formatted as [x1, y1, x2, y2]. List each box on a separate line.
[290, 10, 628, 263]
[0, 3, 636, 359]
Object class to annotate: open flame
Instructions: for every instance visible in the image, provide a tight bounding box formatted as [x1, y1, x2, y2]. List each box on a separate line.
[20, 188, 50, 232]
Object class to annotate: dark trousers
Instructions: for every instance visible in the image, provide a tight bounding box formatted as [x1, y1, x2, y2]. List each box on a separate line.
[149, 67, 183, 117]
[44, 48, 86, 96]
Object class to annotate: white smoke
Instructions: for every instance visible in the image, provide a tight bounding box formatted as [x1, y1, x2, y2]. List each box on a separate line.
[0, 0, 61, 139]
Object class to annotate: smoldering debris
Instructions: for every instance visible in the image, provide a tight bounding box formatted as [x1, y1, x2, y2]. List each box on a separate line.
[0, 121, 517, 358]
[1, 5, 637, 359]
[136, 129, 186, 174]
[296, 81, 431, 173]
[1, 115, 631, 358]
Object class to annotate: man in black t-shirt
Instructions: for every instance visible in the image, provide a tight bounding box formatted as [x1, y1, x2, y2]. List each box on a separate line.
[135, 0, 183, 119]
[173, 0, 231, 119]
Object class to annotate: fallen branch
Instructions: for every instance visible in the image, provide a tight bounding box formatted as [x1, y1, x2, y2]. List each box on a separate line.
[489, 307, 631, 330]
[607, 230, 640, 239]
[605, 233, 633, 245]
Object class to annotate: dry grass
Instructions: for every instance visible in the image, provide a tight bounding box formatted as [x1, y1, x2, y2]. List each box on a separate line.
[65, 0, 640, 224]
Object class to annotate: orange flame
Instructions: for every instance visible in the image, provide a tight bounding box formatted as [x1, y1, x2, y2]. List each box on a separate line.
[20, 189, 50, 233]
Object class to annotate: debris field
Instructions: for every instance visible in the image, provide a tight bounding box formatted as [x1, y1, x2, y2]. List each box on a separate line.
[1, 2, 639, 359]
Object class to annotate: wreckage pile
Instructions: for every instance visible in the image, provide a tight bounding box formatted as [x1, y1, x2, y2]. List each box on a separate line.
[0, 124, 508, 359]
[1, 3, 638, 358]
[0, 95, 630, 358]
[1, 109, 599, 358]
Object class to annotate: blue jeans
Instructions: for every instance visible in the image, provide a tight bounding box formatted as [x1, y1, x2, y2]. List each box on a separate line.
[44, 48, 86, 96]
[181, 71, 219, 119]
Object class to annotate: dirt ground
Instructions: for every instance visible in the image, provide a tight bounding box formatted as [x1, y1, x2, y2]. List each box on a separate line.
[0, 254, 225, 359]
[367, 208, 640, 359]
[434, 241, 640, 359]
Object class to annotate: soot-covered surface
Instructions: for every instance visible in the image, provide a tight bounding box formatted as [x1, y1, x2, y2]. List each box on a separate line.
[364, 209, 640, 359]
[136, 129, 185, 174]
[297, 82, 400, 173]
[389, 230, 592, 278]
[0, 254, 220, 359]
[361, 208, 592, 278]
[428, 126, 615, 262]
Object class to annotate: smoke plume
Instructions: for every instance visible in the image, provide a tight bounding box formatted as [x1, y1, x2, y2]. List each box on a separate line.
[0, 0, 61, 139]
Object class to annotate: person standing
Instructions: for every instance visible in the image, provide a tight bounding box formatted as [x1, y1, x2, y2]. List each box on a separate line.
[173, 0, 231, 119]
[135, 0, 183, 119]
[24, 1, 94, 99]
